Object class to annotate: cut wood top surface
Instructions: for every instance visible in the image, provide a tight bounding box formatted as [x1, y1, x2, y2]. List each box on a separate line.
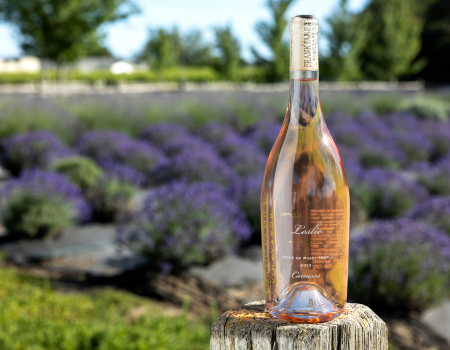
[211, 300, 388, 350]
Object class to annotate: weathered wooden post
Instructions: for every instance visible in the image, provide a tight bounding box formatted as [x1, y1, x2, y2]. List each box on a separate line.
[211, 300, 388, 350]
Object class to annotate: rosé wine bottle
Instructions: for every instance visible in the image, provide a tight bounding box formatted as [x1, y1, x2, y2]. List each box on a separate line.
[261, 15, 350, 323]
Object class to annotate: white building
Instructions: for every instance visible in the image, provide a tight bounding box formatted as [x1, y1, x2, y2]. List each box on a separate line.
[0, 56, 41, 73]
[110, 60, 136, 75]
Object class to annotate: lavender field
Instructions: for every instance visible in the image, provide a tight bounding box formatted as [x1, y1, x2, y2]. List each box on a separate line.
[0, 91, 450, 344]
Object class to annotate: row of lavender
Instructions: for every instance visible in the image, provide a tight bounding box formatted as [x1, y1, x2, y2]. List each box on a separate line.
[1, 110, 450, 313]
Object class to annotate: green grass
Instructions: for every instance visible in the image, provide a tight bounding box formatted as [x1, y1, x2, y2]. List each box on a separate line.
[0, 67, 267, 85]
[0, 101, 76, 143]
[0, 267, 211, 350]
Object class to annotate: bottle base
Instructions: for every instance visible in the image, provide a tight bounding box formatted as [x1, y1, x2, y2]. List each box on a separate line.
[266, 282, 344, 324]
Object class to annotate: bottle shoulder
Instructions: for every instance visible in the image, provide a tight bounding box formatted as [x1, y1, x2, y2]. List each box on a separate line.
[262, 123, 349, 198]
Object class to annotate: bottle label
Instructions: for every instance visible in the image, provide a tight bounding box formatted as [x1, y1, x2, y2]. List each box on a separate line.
[290, 17, 319, 71]
[283, 208, 348, 269]
[309, 209, 347, 269]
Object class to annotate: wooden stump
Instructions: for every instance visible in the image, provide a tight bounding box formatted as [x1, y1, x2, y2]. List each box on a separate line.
[211, 300, 388, 350]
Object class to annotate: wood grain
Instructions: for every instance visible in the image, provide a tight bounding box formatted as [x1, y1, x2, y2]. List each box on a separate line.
[211, 300, 388, 350]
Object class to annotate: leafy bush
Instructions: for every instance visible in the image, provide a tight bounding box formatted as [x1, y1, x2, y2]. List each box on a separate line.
[367, 93, 403, 114]
[0, 170, 91, 238]
[402, 97, 450, 121]
[52, 156, 102, 192]
[86, 178, 135, 223]
[410, 196, 450, 235]
[1, 131, 72, 176]
[0, 268, 210, 350]
[121, 182, 251, 272]
[350, 219, 450, 312]
[351, 168, 427, 219]
[76, 130, 167, 185]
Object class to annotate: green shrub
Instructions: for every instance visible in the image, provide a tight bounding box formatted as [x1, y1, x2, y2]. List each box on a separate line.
[0, 170, 91, 238]
[86, 178, 135, 223]
[0, 103, 75, 142]
[321, 93, 365, 117]
[2, 193, 75, 238]
[181, 101, 226, 129]
[0, 267, 210, 350]
[228, 101, 261, 131]
[401, 97, 450, 121]
[52, 157, 103, 192]
[69, 102, 144, 136]
[367, 93, 403, 114]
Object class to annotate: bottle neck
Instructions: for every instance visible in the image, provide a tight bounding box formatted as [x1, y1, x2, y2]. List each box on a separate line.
[287, 70, 321, 128]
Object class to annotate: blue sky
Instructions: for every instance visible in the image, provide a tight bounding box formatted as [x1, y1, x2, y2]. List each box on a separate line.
[0, 0, 368, 61]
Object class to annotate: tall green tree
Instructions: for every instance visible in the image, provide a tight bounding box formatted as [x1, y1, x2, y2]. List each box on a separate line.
[140, 28, 181, 70]
[0, 0, 139, 64]
[349, 0, 425, 80]
[252, 0, 296, 82]
[212, 25, 241, 80]
[414, 0, 450, 82]
[320, 0, 360, 80]
[139, 27, 213, 69]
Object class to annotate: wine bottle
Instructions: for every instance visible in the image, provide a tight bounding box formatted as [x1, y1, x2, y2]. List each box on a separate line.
[261, 15, 350, 323]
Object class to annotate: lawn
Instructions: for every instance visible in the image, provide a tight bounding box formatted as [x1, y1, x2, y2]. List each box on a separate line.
[0, 265, 211, 350]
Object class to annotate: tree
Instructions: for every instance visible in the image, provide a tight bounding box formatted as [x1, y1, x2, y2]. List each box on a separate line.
[348, 0, 425, 80]
[320, 0, 360, 80]
[140, 28, 181, 70]
[414, 0, 450, 82]
[179, 30, 213, 66]
[139, 27, 213, 69]
[0, 0, 139, 64]
[212, 25, 241, 80]
[252, 0, 296, 82]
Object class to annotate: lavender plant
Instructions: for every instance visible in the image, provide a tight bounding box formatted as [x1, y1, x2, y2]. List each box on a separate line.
[351, 168, 427, 219]
[214, 134, 261, 159]
[196, 122, 237, 144]
[97, 160, 145, 187]
[1, 131, 72, 176]
[410, 196, 450, 236]
[140, 123, 190, 146]
[120, 182, 251, 272]
[349, 219, 450, 312]
[155, 150, 240, 193]
[160, 135, 216, 158]
[76, 130, 167, 185]
[225, 149, 267, 178]
[413, 160, 450, 196]
[245, 119, 281, 155]
[236, 176, 263, 237]
[0, 170, 91, 238]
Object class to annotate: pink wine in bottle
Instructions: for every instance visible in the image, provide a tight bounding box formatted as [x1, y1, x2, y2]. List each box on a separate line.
[261, 15, 350, 323]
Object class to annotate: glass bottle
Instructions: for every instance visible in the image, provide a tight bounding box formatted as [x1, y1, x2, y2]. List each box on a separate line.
[261, 15, 350, 323]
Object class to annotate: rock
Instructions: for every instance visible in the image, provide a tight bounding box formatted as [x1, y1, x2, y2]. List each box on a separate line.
[421, 300, 450, 344]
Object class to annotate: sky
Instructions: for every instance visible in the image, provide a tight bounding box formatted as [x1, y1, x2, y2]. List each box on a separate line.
[0, 0, 368, 61]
